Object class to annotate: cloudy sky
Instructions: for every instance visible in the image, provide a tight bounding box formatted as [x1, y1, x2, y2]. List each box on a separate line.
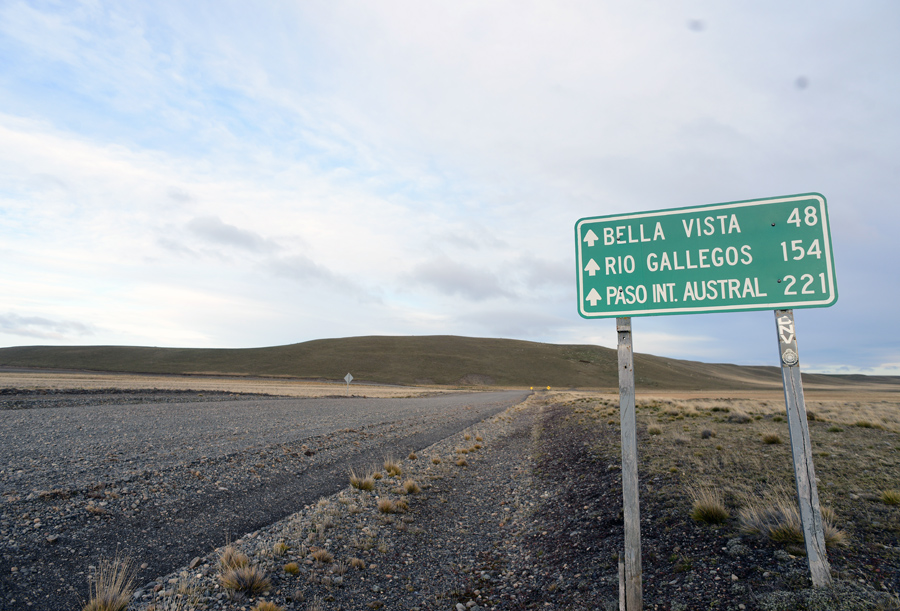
[1, 1, 898, 375]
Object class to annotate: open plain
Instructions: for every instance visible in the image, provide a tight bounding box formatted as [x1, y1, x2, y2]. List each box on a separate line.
[1, 370, 899, 610]
[0, 373, 526, 610]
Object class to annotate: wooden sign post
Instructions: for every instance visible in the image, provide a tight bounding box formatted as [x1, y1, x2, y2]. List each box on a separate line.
[617, 317, 642, 610]
[575, 194, 839, 604]
[775, 309, 831, 586]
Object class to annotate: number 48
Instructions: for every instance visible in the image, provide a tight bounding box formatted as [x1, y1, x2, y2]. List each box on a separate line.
[788, 206, 818, 227]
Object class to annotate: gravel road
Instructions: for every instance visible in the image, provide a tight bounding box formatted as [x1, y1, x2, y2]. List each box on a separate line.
[0, 389, 528, 610]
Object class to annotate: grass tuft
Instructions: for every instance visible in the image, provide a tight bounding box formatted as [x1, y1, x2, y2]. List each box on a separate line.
[219, 565, 271, 595]
[403, 479, 421, 494]
[456, 458, 468, 467]
[82, 555, 135, 611]
[283, 562, 300, 575]
[431, 457, 441, 465]
[647, 425, 662, 436]
[689, 487, 729, 524]
[881, 489, 900, 505]
[762, 433, 782, 444]
[855, 420, 886, 430]
[349, 557, 366, 570]
[218, 545, 250, 571]
[739, 494, 848, 548]
[310, 548, 334, 564]
[349, 470, 376, 491]
[251, 602, 285, 611]
[383, 457, 402, 477]
[408, 452, 417, 460]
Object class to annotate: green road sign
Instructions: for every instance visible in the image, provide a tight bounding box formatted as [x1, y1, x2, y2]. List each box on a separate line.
[575, 193, 838, 318]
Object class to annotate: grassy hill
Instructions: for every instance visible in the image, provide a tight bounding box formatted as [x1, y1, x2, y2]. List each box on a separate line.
[0, 335, 894, 390]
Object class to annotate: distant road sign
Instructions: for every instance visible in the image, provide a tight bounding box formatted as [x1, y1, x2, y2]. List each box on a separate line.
[344, 373, 353, 384]
[575, 193, 837, 318]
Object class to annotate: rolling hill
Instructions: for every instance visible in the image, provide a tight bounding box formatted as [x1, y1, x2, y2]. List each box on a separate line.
[0, 335, 894, 390]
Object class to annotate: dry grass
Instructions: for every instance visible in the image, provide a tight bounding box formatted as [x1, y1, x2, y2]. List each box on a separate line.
[431, 456, 441, 465]
[647, 425, 662, 435]
[283, 562, 300, 575]
[349, 557, 366, 570]
[82, 556, 135, 611]
[0, 370, 444, 398]
[383, 457, 402, 477]
[219, 565, 271, 595]
[272, 541, 288, 556]
[762, 432, 782, 444]
[377, 498, 398, 513]
[331, 561, 348, 576]
[689, 487, 730, 524]
[402, 479, 421, 494]
[456, 458, 468, 467]
[739, 494, 848, 548]
[310, 548, 334, 564]
[881, 490, 900, 506]
[408, 452, 417, 460]
[218, 545, 250, 570]
[349, 470, 376, 491]
[251, 602, 285, 611]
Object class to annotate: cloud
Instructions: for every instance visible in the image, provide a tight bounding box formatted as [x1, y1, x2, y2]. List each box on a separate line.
[805, 362, 900, 377]
[518, 256, 572, 291]
[406, 256, 512, 301]
[186, 216, 279, 253]
[0, 313, 95, 340]
[267, 254, 342, 286]
[167, 187, 193, 203]
[460, 309, 567, 338]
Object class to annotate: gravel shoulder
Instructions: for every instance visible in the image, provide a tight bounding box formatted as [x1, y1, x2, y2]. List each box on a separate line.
[3, 388, 897, 611]
[0, 389, 526, 610]
[128, 392, 899, 611]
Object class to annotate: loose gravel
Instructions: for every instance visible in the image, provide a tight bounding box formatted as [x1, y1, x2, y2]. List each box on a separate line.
[128, 393, 899, 611]
[0, 388, 527, 610]
[3, 388, 895, 610]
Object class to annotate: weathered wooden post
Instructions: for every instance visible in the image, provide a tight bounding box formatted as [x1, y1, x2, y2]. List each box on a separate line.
[575, 193, 839, 603]
[617, 317, 642, 610]
[775, 309, 831, 586]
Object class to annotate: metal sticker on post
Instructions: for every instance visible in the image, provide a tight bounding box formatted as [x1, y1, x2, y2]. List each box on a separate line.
[575, 193, 838, 318]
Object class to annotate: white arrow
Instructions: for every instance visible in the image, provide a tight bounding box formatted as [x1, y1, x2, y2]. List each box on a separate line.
[586, 288, 602, 306]
[584, 258, 601, 276]
[583, 229, 599, 247]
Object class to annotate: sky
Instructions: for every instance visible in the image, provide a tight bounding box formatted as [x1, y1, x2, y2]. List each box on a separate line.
[1, 1, 898, 375]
